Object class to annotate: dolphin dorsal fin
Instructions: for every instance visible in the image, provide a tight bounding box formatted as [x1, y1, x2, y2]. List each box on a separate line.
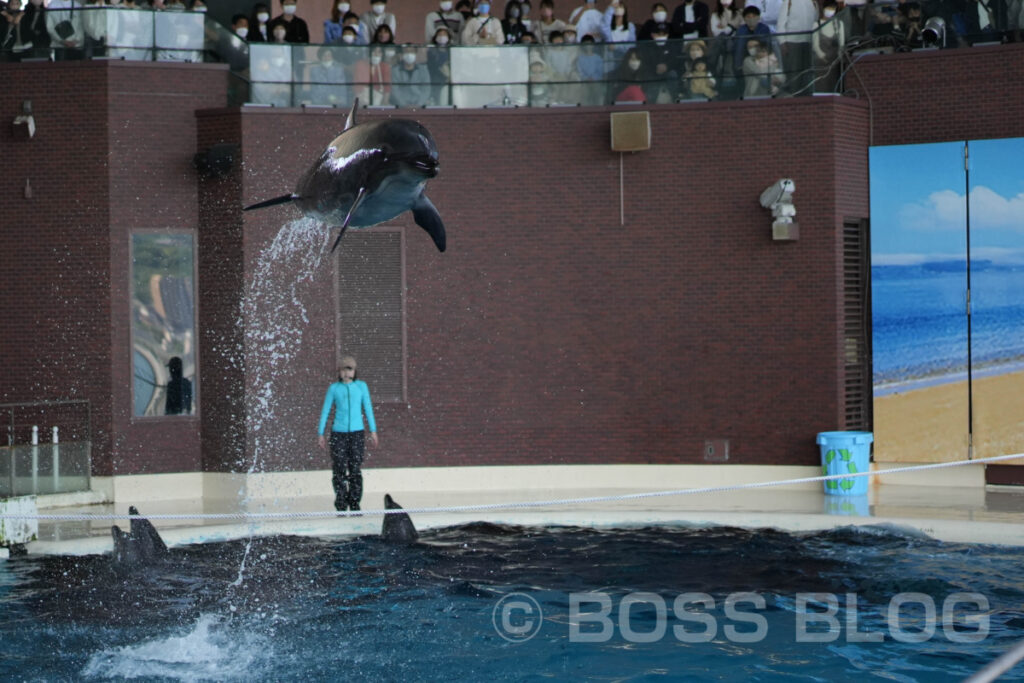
[344, 98, 359, 132]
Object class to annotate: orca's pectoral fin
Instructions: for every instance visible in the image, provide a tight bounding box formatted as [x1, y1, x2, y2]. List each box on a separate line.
[243, 194, 297, 211]
[344, 97, 359, 132]
[330, 187, 368, 253]
[412, 193, 446, 253]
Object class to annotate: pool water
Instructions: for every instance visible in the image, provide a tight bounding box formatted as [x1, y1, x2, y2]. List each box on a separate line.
[2, 523, 1023, 681]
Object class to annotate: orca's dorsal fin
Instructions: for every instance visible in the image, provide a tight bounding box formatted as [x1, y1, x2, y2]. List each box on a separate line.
[344, 98, 359, 132]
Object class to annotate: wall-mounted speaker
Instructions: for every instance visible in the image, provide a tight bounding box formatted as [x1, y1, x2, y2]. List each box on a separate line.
[610, 111, 651, 152]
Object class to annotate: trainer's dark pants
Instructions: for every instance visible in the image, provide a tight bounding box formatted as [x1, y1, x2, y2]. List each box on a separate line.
[329, 431, 365, 511]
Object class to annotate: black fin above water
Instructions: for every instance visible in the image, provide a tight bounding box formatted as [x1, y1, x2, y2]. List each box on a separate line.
[412, 193, 446, 253]
[381, 494, 419, 544]
[243, 194, 298, 212]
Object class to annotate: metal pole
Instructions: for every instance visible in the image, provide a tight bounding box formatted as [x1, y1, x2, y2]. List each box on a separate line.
[52, 426, 60, 493]
[31, 425, 39, 496]
[965, 141, 974, 459]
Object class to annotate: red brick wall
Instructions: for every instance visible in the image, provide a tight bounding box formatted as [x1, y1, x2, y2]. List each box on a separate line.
[0, 61, 227, 477]
[844, 43, 1024, 147]
[213, 96, 871, 472]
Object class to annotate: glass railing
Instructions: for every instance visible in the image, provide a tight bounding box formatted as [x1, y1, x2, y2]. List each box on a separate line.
[0, 5, 1010, 107]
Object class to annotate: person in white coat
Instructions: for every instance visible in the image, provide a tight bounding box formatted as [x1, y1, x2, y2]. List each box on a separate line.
[776, 0, 817, 94]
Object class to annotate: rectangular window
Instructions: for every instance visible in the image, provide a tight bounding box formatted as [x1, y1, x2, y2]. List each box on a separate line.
[131, 232, 198, 417]
[336, 229, 406, 403]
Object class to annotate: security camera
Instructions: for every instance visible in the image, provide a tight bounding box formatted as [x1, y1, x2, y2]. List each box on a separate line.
[760, 178, 795, 210]
[923, 16, 945, 46]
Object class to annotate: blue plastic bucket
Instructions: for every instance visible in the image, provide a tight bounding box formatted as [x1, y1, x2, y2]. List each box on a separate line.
[816, 431, 873, 496]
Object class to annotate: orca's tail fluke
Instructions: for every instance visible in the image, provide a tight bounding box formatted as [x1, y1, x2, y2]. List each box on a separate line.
[243, 194, 298, 211]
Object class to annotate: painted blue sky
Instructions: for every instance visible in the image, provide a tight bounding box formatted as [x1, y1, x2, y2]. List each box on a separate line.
[870, 138, 1024, 265]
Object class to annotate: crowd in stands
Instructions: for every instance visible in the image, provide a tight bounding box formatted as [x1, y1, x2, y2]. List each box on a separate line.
[3, 0, 1021, 105]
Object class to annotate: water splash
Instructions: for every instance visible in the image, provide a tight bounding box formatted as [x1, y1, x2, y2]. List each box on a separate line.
[234, 217, 330, 585]
[81, 614, 273, 681]
[240, 217, 329, 480]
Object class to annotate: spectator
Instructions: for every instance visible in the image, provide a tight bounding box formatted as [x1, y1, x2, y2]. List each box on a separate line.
[339, 22, 359, 43]
[602, 0, 637, 44]
[520, 0, 534, 29]
[361, 0, 395, 40]
[324, 1, 347, 43]
[231, 12, 249, 39]
[709, 0, 741, 76]
[354, 43, 391, 104]
[391, 43, 430, 106]
[777, 0, 818, 94]
[544, 28, 576, 78]
[534, 0, 566, 41]
[306, 45, 350, 105]
[165, 357, 193, 415]
[249, 3, 271, 41]
[812, 0, 844, 91]
[641, 22, 682, 100]
[462, 0, 505, 43]
[637, 2, 675, 39]
[46, 0, 84, 60]
[671, 0, 710, 38]
[521, 29, 537, 40]
[561, 24, 577, 40]
[342, 10, 369, 44]
[372, 21, 394, 43]
[502, 0, 529, 41]
[427, 26, 451, 103]
[682, 37, 708, 72]
[609, 46, 653, 101]
[750, 0, 783, 30]
[892, 1, 925, 48]
[742, 36, 783, 96]
[267, 0, 309, 43]
[733, 4, 771, 73]
[684, 57, 717, 97]
[576, 33, 605, 103]
[569, 0, 603, 40]
[82, 0, 108, 59]
[1, 0, 31, 60]
[425, 0, 464, 43]
[528, 54, 554, 104]
[456, 0, 474, 20]
[9, 0, 49, 60]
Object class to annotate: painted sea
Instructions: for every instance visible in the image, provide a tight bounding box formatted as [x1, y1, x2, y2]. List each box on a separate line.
[872, 262, 1024, 393]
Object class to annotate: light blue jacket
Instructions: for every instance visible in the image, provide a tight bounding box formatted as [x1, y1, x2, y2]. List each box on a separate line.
[318, 380, 377, 435]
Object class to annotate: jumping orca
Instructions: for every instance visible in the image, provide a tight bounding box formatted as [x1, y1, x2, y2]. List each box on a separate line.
[243, 99, 446, 254]
[381, 494, 419, 544]
[111, 505, 168, 571]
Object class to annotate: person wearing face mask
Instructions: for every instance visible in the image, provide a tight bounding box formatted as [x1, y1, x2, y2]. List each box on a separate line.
[267, 0, 309, 43]
[427, 27, 452, 103]
[502, 0, 529, 42]
[248, 3, 270, 41]
[601, 0, 636, 43]
[425, 0, 464, 44]
[461, 0, 504, 43]
[353, 43, 391, 104]
[637, 1, 676, 39]
[324, 0, 347, 43]
[318, 356, 379, 513]
[812, 0, 844, 91]
[45, 0, 84, 59]
[306, 45, 349, 105]
[609, 46, 653, 102]
[776, 0, 817, 94]
[733, 4, 771, 73]
[742, 36, 783, 96]
[11, 0, 50, 60]
[390, 43, 430, 107]
[340, 10, 369, 44]
[360, 0, 395, 40]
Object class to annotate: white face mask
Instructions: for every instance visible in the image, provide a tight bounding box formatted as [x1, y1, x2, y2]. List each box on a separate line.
[274, 29, 287, 40]
[440, 0, 452, 9]
[236, 26, 249, 37]
[652, 10, 667, 21]
[370, 54, 382, 64]
[654, 36, 666, 43]
[283, 4, 297, 15]
[337, 2, 349, 11]
[257, 11, 269, 22]
[372, 3, 385, 14]
[435, 34, 449, 44]
[628, 59, 640, 70]
[823, 7, 835, 16]
[342, 33, 355, 43]
[193, 5, 206, 11]
[402, 52, 417, 64]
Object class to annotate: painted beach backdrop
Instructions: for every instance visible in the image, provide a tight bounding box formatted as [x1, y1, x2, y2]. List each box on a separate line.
[870, 139, 1024, 462]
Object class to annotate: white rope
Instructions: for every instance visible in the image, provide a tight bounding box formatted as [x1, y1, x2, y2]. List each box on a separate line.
[2, 452, 1022, 522]
[963, 638, 1024, 683]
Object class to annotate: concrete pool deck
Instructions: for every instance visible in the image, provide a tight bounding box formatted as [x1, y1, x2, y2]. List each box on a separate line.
[21, 475, 1024, 556]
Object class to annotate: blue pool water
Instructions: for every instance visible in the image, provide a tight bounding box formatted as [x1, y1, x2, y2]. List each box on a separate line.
[872, 263, 1024, 386]
[2, 523, 1023, 681]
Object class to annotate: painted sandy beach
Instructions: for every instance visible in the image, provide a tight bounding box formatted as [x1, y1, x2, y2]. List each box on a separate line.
[874, 367, 1024, 463]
